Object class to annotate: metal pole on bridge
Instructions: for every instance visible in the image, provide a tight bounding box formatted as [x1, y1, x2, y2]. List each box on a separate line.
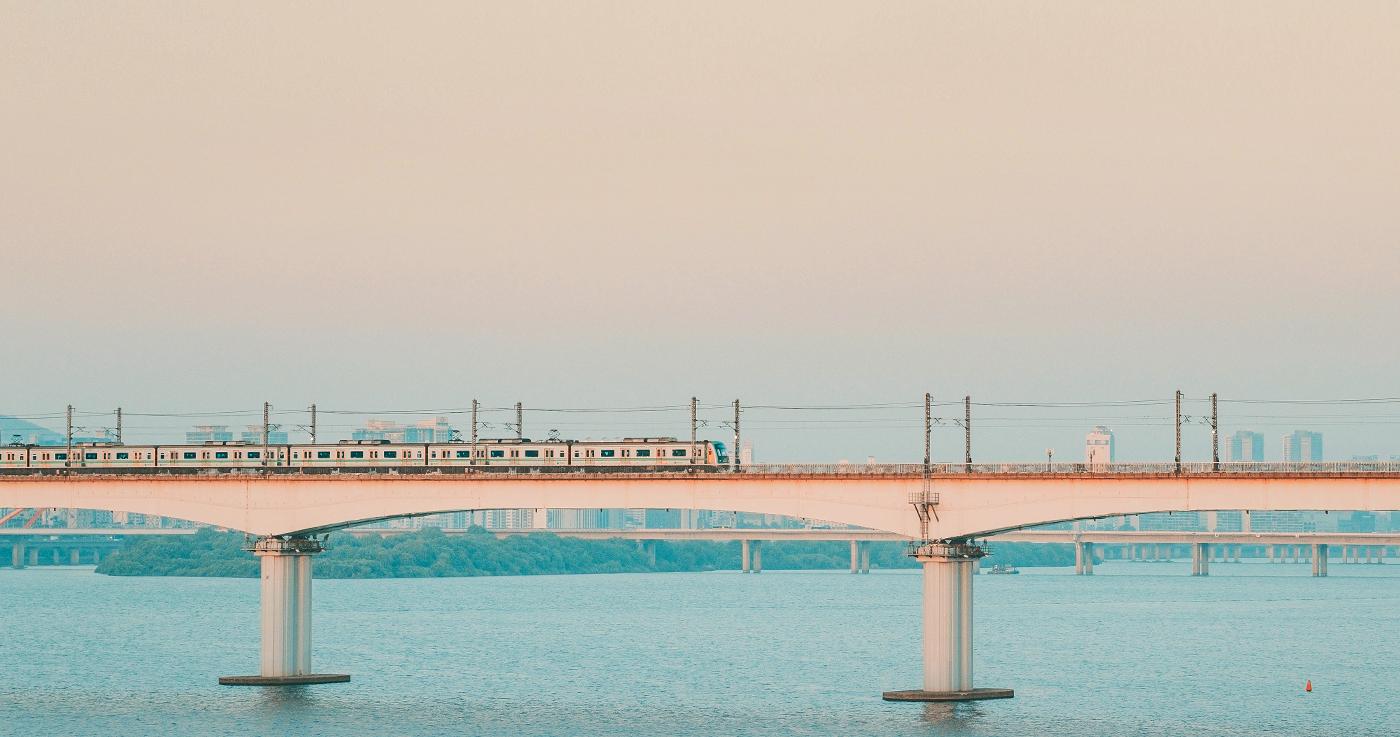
[471, 399, 479, 465]
[732, 399, 740, 472]
[924, 393, 932, 473]
[1174, 390, 1182, 474]
[515, 402, 523, 440]
[691, 396, 698, 466]
[309, 403, 317, 444]
[964, 396, 971, 472]
[66, 405, 73, 468]
[115, 407, 122, 445]
[1210, 392, 1219, 472]
[263, 402, 271, 468]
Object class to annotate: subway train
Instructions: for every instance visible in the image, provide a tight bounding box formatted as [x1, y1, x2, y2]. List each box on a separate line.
[0, 437, 727, 471]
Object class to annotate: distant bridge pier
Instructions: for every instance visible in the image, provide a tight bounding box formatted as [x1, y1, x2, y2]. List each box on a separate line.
[851, 540, 859, 573]
[11, 542, 24, 569]
[741, 540, 751, 573]
[219, 537, 348, 686]
[884, 541, 1012, 703]
[1191, 543, 1210, 576]
[860, 542, 871, 574]
[1312, 544, 1328, 577]
[751, 541, 763, 573]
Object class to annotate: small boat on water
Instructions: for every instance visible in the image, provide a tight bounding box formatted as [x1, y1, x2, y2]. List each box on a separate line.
[985, 564, 1019, 575]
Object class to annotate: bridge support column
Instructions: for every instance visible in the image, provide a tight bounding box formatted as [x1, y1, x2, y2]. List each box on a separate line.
[1312, 544, 1328, 577]
[1074, 541, 1094, 574]
[851, 540, 859, 573]
[11, 542, 24, 569]
[71, 548, 81, 566]
[28, 548, 38, 566]
[639, 540, 657, 566]
[219, 537, 348, 686]
[741, 540, 751, 573]
[1191, 543, 1209, 576]
[860, 542, 871, 574]
[883, 542, 1012, 703]
[751, 541, 762, 574]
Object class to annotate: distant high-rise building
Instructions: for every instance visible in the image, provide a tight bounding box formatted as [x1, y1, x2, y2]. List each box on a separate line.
[1281, 430, 1323, 462]
[1085, 426, 1115, 468]
[1225, 431, 1265, 462]
[186, 425, 234, 443]
[241, 425, 289, 445]
[352, 417, 456, 443]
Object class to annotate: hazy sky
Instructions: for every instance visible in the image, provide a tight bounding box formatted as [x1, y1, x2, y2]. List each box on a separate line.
[3, 2, 1398, 460]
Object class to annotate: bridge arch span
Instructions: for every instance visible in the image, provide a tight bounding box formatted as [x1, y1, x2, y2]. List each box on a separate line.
[0, 474, 920, 537]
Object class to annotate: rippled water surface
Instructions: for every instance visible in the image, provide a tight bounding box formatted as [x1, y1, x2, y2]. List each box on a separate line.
[3, 561, 1399, 736]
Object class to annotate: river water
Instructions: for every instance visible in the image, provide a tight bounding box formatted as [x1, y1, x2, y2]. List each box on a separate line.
[2, 562, 1398, 737]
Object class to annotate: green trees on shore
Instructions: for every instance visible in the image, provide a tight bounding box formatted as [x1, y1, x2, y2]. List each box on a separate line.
[94, 527, 1074, 578]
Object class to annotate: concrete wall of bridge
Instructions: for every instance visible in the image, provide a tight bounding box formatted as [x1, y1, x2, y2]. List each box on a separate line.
[6, 473, 1400, 540]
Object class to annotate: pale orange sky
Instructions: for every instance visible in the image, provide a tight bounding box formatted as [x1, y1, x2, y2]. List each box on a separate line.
[2, 2, 1398, 459]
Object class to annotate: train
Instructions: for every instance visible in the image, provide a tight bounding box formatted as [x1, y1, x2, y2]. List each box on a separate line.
[0, 437, 727, 471]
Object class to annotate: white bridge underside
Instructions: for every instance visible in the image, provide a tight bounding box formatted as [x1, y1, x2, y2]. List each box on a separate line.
[5, 473, 1400, 539]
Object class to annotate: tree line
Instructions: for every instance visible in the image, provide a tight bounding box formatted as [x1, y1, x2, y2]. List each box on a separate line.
[94, 527, 1074, 578]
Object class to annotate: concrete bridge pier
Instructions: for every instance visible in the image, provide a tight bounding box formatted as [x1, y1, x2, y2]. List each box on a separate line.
[70, 548, 81, 566]
[1074, 542, 1094, 575]
[28, 548, 38, 566]
[751, 541, 763, 573]
[1191, 543, 1210, 576]
[851, 540, 859, 573]
[883, 542, 1012, 703]
[860, 542, 871, 574]
[741, 540, 751, 573]
[219, 537, 348, 686]
[1312, 544, 1329, 577]
[11, 542, 24, 569]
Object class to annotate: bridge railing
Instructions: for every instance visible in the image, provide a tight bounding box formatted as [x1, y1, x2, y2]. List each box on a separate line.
[739, 461, 1400, 475]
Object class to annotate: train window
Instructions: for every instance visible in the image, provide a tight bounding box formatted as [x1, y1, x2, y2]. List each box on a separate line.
[116, 452, 129, 460]
[248, 451, 261, 459]
[384, 451, 398, 459]
[600, 449, 615, 458]
[671, 449, 687, 456]
[622, 449, 631, 457]
[545, 450, 554, 458]
[636, 449, 652, 457]
[183, 452, 197, 460]
[215, 452, 229, 459]
[54, 453, 66, 460]
[524, 450, 539, 458]
[85, 453, 98, 460]
[456, 450, 470, 458]
[489, 450, 504, 458]
[317, 451, 332, 459]
[350, 451, 364, 459]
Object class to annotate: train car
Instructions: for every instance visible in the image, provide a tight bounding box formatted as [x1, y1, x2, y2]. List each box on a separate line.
[570, 438, 715, 467]
[443, 438, 573, 467]
[290, 440, 425, 468]
[0, 445, 31, 469]
[156, 442, 287, 468]
[73, 443, 156, 469]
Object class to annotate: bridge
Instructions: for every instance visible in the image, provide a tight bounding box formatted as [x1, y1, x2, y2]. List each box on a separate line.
[5, 461, 1400, 700]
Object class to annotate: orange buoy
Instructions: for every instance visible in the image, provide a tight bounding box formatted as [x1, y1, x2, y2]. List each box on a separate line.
[1305, 680, 1313, 692]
